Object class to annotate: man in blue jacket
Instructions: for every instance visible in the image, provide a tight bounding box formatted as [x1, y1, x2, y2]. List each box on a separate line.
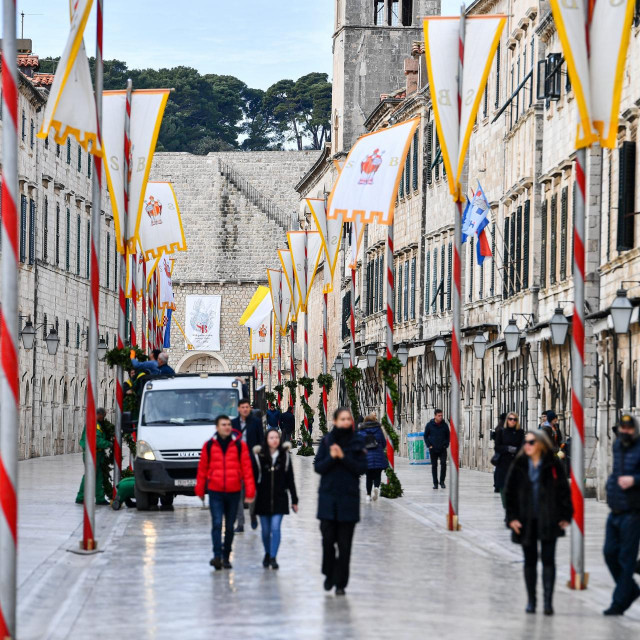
[603, 414, 640, 616]
[423, 408, 450, 490]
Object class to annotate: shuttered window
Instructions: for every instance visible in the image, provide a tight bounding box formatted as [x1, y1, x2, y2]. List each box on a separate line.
[509, 212, 516, 297]
[571, 182, 576, 274]
[88, 151, 92, 178]
[541, 200, 547, 288]
[405, 145, 411, 195]
[447, 242, 452, 310]
[523, 200, 530, 289]
[515, 205, 522, 293]
[403, 261, 409, 321]
[76, 214, 81, 275]
[43, 196, 49, 262]
[469, 238, 474, 301]
[374, 257, 379, 313]
[30, 119, 34, 148]
[55, 204, 60, 266]
[86, 220, 91, 278]
[396, 264, 402, 322]
[426, 121, 433, 185]
[410, 257, 416, 319]
[479, 243, 484, 299]
[76, 323, 80, 349]
[412, 130, 419, 191]
[378, 256, 384, 312]
[503, 217, 509, 299]
[77, 144, 82, 172]
[617, 141, 636, 251]
[106, 233, 111, 289]
[550, 194, 557, 284]
[399, 168, 405, 199]
[66, 138, 71, 164]
[560, 186, 568, 280]
[66, 208, 71, 271]
[440, 246, 445, 311]
[65, 320, 70, 347]
[425, 250, 431, 315]
[28, 199, 35, 264]
[490, 225, 496, 296]
[19, 195, 27, 263]
[483, 84, 488, 118]
[432, 250, 438, 313]
[435, 132, 440, 181]
[495, 41, 501, 108]
[114, 241, 118, 291]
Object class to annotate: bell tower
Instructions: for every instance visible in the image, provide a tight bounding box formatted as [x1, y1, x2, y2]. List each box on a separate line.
[332, 0, 441, 153]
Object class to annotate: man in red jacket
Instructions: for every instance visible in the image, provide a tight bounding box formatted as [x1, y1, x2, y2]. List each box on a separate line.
[195, 414, 256, 570]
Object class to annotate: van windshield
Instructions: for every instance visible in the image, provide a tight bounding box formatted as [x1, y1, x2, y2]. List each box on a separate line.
[141, 389, 239, 426]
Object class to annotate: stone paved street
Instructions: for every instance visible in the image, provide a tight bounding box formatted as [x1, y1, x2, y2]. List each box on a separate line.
[17, 453, 640, 640]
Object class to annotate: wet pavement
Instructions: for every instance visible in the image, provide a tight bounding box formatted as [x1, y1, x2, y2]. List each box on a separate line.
[16, 452, 640, 639]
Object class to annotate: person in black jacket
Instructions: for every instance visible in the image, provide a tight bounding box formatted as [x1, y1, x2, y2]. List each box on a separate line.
[505, 430, 572, 615]
[603, 414, 640, 616]
[423, 409, 450, 489]
[314, 407, 367, 595]
[252, 428, 298, 570]
[494, 412, 525, 506]
[279, 406, 295, 443]
[232, 399, 265, 532]
[358, 413, 388, 502]
[492, 412, 507, 492]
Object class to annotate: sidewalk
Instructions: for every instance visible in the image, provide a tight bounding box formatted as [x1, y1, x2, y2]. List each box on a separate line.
[15, 452, 640, 640]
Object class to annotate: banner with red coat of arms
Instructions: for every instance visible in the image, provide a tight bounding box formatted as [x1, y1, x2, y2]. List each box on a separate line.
[250, 312, 275, 360]
[185, 295, 221, 351]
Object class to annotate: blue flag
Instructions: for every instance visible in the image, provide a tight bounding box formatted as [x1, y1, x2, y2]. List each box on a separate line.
[461, 196, 471, 244]
[163, 309, 172, 349]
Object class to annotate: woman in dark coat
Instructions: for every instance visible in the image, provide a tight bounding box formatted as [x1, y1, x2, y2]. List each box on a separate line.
[314, 407, 368, 595]
[494, 411, 525, 504]
[504, 430, 572, 615]
[358, 413, 388, 502]
[252, 428, 298, 570]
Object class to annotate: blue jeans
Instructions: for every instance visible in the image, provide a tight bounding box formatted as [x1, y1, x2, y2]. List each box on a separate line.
[208, 491, 241, 559]
[603, 511, 640, 611]
[259, 514, 284, 558]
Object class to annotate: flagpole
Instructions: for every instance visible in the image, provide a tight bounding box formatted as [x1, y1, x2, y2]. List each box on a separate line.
[303, 235, 310, 435]
[81, 0, 104, 552]
[447, 6, 465, 532]
[322, 290, 328, 418]
[385, 222, 395, 470]
[141, 258, 147, 353]
[0, 0, 19, 634]
[349, 268, 356, 366]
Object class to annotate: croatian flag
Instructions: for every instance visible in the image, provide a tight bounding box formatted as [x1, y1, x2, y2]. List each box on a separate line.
[163, 309, 172, 349]
[463, 182, 492, 265]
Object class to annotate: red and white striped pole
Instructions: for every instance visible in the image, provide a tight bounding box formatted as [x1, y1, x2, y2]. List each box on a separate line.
[303, 235, 309, 434]
[385, 224, 395, 469]
[260, 356, 264, 386]
[268, 313, 273, 392]
[0, 1, 19, 634]
[147, 271, 152, 351]
[349, 268, 356, 366]
[570, 147, 587, 589]
[277, 332, 282, 407]
[82, 0, 104, 551]
[447, 9, 465, 532]
[152, 273, 157, 350]
[322, 291, 328, 418]
[141, 258, 147, 353]
[289, 325, 295, 409]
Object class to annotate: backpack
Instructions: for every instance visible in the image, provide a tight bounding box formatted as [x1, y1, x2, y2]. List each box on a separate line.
[364, 433, 379, 450]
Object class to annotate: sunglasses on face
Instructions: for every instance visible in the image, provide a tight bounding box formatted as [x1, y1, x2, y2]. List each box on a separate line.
[524, 439, 536, 445]
[507, 417, 517, 421]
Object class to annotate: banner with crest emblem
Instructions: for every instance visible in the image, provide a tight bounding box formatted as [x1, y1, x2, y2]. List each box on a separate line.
[327, 118, 420, 224]
[278, 249, 301, 322]
[250, 312, 276, 360]
[138, 182, 187, 260]
[158, 255, 176, 310]
[185, 295, 221, 351]
[267, 269, 291, 335]
[307, 198, 343, 293]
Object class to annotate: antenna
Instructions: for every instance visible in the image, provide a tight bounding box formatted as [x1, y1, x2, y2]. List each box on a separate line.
[20, 11, 43, 39]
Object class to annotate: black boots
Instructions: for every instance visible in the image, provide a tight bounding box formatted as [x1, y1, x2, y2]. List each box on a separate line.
[542, 566, 555, 615]
[524, 566, 537, 613]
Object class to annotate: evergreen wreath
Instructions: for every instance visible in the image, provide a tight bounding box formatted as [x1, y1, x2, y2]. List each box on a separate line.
[105, 346, 147, 369]
[378, 356, 404, 499]
[342, 365, 363, 422]
[297, 376, 315, 456]
[316, 373, 334, 435]
[265, 390, 277, 407]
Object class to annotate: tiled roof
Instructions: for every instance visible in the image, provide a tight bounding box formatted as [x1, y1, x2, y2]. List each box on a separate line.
[31, 73, 54, 86]
[18, 54, 39, 67]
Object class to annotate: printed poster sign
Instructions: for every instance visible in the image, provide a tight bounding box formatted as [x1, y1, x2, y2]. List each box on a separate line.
[185, 295, 221, 351]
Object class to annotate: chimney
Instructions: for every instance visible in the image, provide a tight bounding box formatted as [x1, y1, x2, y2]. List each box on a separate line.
[404, 56, 419, 95]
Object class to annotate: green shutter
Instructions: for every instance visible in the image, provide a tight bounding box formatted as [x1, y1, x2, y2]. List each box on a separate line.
[560, 186, 568, 280]
[515, 205, 522, 292]
[541, 200, 547, 288]
[550, 194, 557, 284]
[425, 250, 431, 315]
[523, 200, 530, 289]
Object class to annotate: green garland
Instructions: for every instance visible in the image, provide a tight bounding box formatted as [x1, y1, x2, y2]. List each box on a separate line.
[105, 346, 147, 369]
[284, 380, 297, 406]
[99, 419, 137, 497]
[316, 373, 334, 435]
[378, 356, 403, 499]
[297, 377, 315, 456]
[342, 365, 363, 422]
[265, 390, 277, 407]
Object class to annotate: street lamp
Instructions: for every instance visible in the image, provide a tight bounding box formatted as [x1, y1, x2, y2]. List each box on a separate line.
[610, 288, 634, 335]
[334, 354, 344, 375]
[504, 319, 520, 353]
[98, 336, 108, 361]
[549, 307, 569, 346]
[473, 333, 487, 360]
[433, 338, 447, 362]
[341, 352, 351, 369]
[366, 346, 377, 368]
[330, 364, 336, 378]
[20, 319, 36, 350]
[396, 344, 409, 366]
[45, 328, 60, 356]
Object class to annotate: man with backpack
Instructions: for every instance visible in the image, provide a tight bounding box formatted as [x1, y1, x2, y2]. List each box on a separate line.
[195, 415, 255, 570]
[423, 408, 450, 490]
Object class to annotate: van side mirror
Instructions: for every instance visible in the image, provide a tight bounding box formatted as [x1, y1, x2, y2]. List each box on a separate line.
[122, 411, 135, 435]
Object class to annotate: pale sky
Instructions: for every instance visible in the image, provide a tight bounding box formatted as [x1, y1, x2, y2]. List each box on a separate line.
[5, 0, 465, 90]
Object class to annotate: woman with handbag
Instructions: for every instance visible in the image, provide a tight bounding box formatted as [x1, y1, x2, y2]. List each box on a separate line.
[358, 413, 388, 502]
[504, 430, 572, 615]
[493, 411, 524, 506]
[252, 428, 298, 570]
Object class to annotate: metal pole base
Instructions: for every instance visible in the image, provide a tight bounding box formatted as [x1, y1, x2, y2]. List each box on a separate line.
[567, 573, 589, 590]
[68, 540, 103, 555]
[446, 515, 461, 531]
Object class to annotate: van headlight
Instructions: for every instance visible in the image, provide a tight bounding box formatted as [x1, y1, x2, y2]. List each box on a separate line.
[136, 440, 156, 461]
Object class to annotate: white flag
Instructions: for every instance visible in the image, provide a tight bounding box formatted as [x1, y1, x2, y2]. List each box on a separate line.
[250, 313, 275, 360]
[126, 248, 156, 299]
[549, 0, 635, 148]
[278, 249, 301, 323]
[38, 0, 101, 155]
[158, 255, 175, 310]
[307, 198, 343, 293]
[138, 182, 187, 260]
[267, 269, 291, 335]
[287, 231, 323, 313]
[103, 89, 170, 252]
[423, 15, 506, 199]
[349, 218, 365, 270]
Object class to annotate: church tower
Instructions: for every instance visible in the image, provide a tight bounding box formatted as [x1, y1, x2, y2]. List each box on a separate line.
[332, 0, 441, 153]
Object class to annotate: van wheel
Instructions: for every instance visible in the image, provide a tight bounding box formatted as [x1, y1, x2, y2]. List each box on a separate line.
[160, 494, 174, 507]
[135, 484, 151, 511]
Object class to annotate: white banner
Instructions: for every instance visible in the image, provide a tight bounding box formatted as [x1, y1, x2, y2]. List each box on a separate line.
[549, 0, 635, 148]
[138, 182, 187, 260]
[185, 295, 221, 351]
[158, 255, 175, 310]
[103, 89, 170, 252]
[308, 198, 343, 293]
[37, 1, 100, 155]
[349, 217, 365, 270]
[423, 16, 506, 199]
[327, 118, 420, 224]
[250, 313, 275, 360]
[125, 247, 156, 299]
[278, 249, 301, 322]
[287, 231, 323, 312]
[267, 269, 291, 335]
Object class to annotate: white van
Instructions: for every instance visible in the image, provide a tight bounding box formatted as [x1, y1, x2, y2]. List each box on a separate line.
[130, 373, 243, 510]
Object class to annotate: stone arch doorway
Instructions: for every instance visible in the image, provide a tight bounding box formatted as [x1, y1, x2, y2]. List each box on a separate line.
[175, 351, 230, 374]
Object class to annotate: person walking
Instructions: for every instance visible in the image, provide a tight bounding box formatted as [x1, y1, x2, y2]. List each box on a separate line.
[314, 407, 367, 595]
[75, 408, 111, 505]
[504, 430, 572, 615]
[279, 406, 295, 443]
[494, 412, 524, 506]
[195, 415, 255, 570]
[358, 413, 388, 502]
[602, 413, 640, 616]
[491, 412, 507, 493]
[232, 399, 264, 532]
[252, 428, 298, 570]
[266, 403, 281, 430]
[423, 409, 450, 489]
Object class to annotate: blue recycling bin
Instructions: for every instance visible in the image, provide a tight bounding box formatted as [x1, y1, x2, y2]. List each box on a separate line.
[408, 432, 431, 465]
